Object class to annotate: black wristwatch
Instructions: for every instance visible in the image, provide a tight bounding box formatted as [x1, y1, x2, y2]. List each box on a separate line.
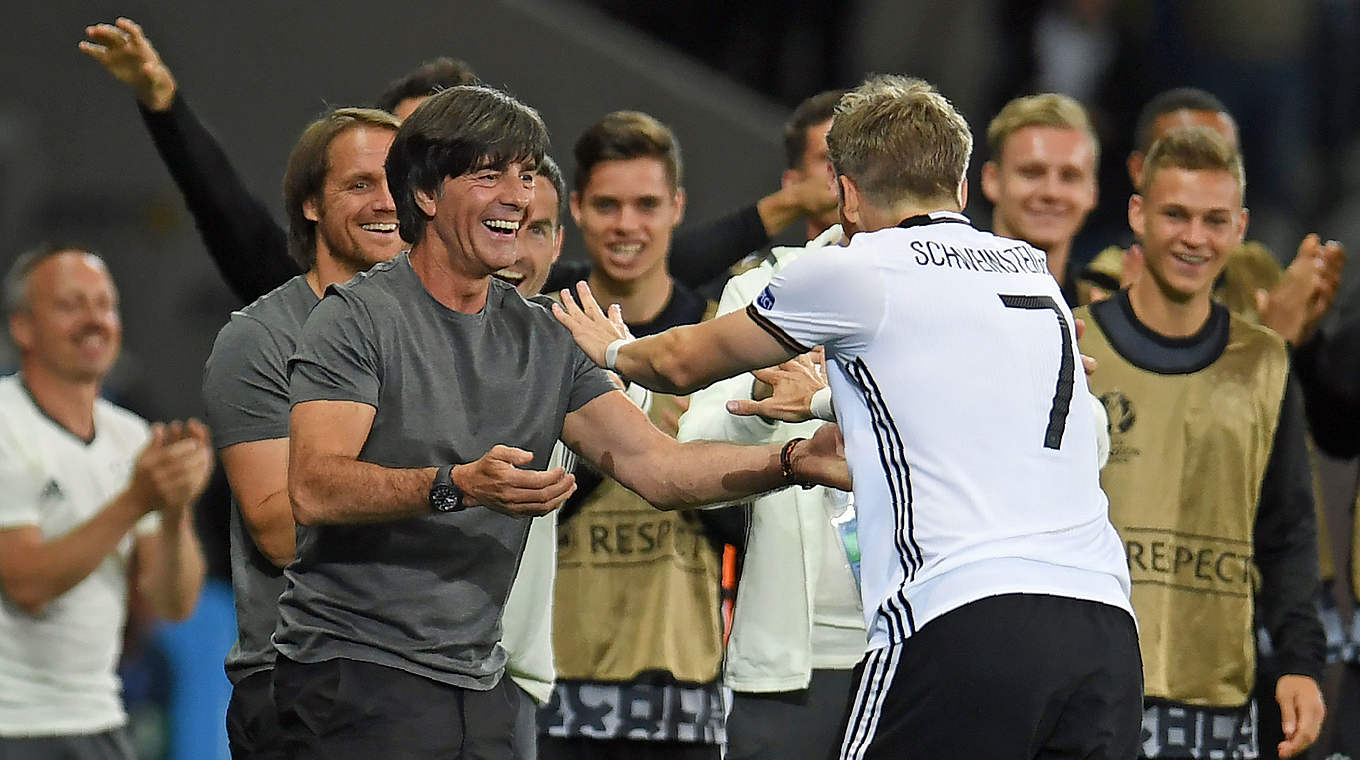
[429, 464, 465, 513]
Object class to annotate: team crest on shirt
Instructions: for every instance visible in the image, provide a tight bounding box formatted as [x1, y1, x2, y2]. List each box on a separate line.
[756, 286, 775, 310]
[1100, 391, 1136, 433]
[1099, 391, 1140, 464]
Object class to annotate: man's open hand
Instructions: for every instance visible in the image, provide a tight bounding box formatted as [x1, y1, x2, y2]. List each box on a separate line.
[552, 281, 629, 368]
[79, 17, 177, 112]
[130, 419, 214, 519]
[452, 445, 576, 517]
[728, 348, 827, 423]
[1258, 235, 1346, 345]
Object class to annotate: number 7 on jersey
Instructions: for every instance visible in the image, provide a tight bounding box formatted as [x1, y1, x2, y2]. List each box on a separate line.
[998, 294, 1075, 450]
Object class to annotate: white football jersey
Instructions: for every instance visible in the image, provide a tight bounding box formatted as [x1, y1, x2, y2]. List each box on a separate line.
[748, 211, 1132, 650]
[0, 374, 155, 736]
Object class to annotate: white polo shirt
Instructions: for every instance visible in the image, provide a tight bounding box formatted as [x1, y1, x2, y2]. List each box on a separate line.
[0, 374, 156, 736]
[747, 211, 1132, 650]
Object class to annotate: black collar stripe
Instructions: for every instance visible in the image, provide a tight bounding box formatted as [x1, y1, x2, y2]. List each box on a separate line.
[897, 211, 973, 230]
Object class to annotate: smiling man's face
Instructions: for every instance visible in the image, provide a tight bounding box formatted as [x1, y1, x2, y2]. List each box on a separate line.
[571, 157, 684, 286]
[493, 174, 562, 296]
[10, 251, 121, 384]
[982, 125, 1097, 254]
[305, 125, 403, 274]
[1131, 166, 1246, 304]
[418, 160, 537, 278]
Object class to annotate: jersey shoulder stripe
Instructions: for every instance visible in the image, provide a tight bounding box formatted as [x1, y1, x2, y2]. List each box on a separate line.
[745, 303, 810, 354]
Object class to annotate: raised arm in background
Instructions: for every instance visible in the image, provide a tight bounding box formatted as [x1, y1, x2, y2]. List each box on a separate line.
[81, 17, 299, 304]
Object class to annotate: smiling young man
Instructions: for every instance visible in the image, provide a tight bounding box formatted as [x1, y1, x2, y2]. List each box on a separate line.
[273, 86, 848, 759]
[540, 110, 731, 760]
[200, 106, 402, 759]
[1075, 126, 1326, 759]
[981, 93, 1099, 306]
[574, 111, 693, 327]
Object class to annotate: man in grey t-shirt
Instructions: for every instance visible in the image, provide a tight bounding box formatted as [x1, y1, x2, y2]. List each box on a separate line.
[277, 85, 850, 759]
[201, 106, 403, 759]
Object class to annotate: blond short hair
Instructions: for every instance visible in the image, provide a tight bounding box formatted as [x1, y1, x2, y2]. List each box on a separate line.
[826, 75, 972, 208]
[1140, 126, 1245, 197]
[986, 93, 1100, 165]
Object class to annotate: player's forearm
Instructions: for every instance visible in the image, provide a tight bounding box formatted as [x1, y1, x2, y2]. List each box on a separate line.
[289, 454, 436, 525]
[0, 491, 146, 614]
[621, 439, 789, 511]
[616, 326, 715, 396]
[243, 490, 296, 568]
[142, 513, 205, 621]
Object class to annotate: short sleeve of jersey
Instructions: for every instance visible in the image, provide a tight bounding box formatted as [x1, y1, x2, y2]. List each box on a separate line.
[0, 426, 43, 529]
[203, 315, 292, 448]
[289, 291, 382, 408]
[745, 245, 884, 358]
[565, 341, 618, 413]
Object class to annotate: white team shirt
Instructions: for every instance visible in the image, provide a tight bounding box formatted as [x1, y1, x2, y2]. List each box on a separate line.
[748, 211, 1132, 650]
[0, 374, 156, 736]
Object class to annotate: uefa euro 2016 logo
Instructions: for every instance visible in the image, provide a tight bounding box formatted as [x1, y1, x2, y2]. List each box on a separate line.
[1099, 391, 1135, 434]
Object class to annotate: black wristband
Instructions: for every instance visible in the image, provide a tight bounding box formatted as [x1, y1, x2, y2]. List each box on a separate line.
[780, 437, 808, 488]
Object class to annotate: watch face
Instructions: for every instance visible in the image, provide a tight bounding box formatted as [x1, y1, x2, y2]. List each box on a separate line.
[430, 484, 462, 513]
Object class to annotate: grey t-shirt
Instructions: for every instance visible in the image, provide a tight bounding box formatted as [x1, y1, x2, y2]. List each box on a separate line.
[277, 253, 615, 689]
[202, 275, 319, 685]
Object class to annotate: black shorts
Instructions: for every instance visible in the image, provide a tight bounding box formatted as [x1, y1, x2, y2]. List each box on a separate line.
[727, 668, 856, 760]
[226, 669, 286, 760]
[0, 729, 134, 760]
[832, 593, 1143, 760]
[272, 655, 520, 759]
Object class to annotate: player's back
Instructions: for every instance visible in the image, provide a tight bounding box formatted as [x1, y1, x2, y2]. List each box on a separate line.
[753, 211, 1132, 646]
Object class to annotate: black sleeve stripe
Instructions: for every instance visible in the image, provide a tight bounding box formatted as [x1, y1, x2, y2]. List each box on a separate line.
[745, 304, 812, 354]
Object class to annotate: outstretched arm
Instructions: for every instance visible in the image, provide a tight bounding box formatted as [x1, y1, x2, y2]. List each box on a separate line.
[561, 390, 849, 510]
[553, 281, 794, 395]
[288, 400, 577, 525]
[80, 17, 299, 303]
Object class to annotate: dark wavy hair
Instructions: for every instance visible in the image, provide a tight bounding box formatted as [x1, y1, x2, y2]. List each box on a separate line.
[375, 57, 479, 114]
[1133, 88, 1231, 155]
[573, 111, 681, 193]
[538, 155, 568, 226]
[385, 86, 549, 245]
